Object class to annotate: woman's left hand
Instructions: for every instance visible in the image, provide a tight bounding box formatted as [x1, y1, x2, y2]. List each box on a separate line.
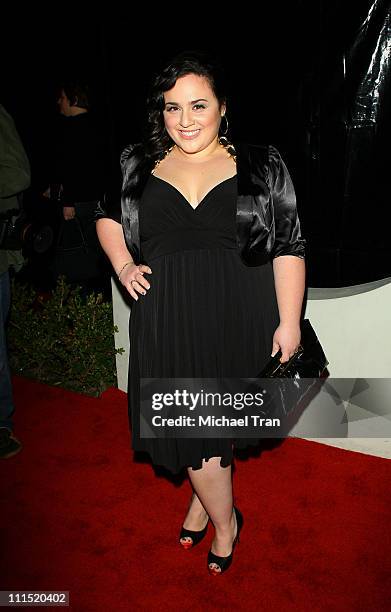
[271, 322, 301, 363]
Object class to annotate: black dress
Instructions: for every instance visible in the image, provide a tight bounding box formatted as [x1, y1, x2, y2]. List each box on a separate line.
[128, 172, 281, 474]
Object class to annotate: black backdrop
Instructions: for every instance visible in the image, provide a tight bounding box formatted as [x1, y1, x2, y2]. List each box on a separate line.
[2, 1, 390, 288]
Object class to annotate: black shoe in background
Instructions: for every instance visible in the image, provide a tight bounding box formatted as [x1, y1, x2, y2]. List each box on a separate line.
[0, 427, 22, 459]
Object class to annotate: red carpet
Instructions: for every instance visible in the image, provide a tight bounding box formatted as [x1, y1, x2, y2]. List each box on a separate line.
[1, 376, 391, 611]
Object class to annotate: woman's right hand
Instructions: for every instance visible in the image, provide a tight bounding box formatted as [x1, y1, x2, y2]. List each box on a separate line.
[119, 263, 152, 301]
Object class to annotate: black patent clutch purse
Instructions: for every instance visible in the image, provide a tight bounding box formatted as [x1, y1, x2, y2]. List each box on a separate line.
[257, 319, 328, 379]
[256, 319, 329, 418]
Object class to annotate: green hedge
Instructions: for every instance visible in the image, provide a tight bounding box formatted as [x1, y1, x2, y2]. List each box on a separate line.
[8, 277, 124, 397]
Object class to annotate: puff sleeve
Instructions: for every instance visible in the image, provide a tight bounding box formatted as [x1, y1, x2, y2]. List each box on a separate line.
[94, 143, 139, 224]
[268, 145, 306, 259]
[94, 194, 122, 224]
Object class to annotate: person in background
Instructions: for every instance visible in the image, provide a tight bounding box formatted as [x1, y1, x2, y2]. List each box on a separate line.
[43, 80, 108, 293]
[0, 103, 31, 458]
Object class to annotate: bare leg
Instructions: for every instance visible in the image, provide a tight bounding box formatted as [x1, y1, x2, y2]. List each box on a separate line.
[186, 456, 238, 572]
[179, 489, 209, 546]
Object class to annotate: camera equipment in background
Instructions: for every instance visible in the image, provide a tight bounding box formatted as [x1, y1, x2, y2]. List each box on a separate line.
[0, 194, 55, 255]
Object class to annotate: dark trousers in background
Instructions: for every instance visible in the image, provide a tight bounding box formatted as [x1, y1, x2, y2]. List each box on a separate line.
[53, 200, 112, 297]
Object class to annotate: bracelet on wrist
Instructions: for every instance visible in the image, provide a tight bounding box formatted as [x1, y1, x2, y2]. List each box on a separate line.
[117, 261, 133, 280]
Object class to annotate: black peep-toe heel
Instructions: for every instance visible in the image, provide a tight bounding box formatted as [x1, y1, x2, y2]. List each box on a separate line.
[179, 520, 209, 549]
[207, 506, 243, 574]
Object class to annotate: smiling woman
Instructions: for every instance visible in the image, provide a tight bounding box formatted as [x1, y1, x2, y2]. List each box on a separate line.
[163, 88, 219, 144]
[95, 49, 306, 576]
[150, 73, 237, 207]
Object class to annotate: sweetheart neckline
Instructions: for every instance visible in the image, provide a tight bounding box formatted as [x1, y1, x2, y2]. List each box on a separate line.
[150, 174, 237, 211]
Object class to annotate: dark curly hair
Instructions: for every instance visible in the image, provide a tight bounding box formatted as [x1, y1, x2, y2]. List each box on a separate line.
[56, 80, 91, 110]
[142, 49, 235, 163]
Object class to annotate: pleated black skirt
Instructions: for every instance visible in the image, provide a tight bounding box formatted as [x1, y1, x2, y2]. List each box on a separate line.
[127, 247, 280, 474]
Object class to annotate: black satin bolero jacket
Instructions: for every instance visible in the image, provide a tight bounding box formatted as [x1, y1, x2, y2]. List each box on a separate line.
[95, 141, 306, 266]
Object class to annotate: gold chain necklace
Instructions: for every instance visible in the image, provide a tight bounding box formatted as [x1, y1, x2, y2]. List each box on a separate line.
[152, 137, 236, 173]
